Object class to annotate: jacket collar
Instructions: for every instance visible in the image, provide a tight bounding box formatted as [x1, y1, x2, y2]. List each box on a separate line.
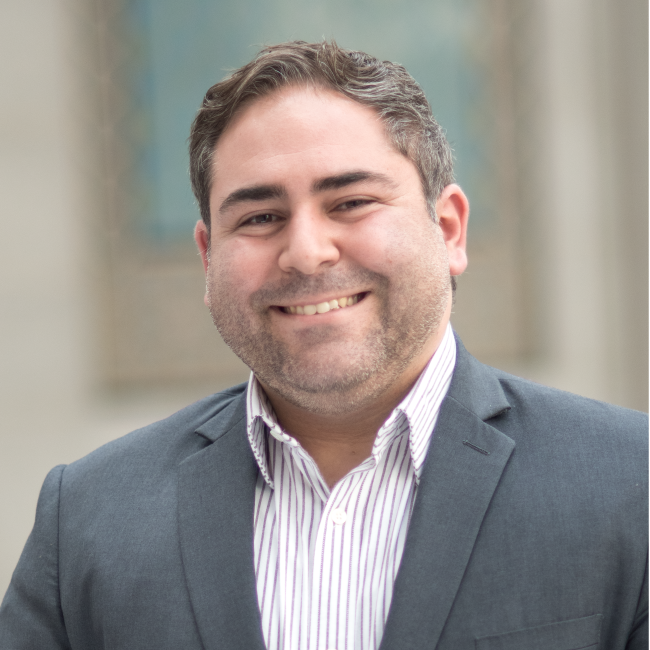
[446, 332, 511, 420]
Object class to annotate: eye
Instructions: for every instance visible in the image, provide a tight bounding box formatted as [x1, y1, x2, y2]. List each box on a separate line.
[245, 213, 279, 225]
[335, 198, 372, 211]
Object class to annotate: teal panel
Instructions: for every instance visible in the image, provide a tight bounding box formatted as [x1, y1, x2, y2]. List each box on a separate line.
[125, 0, 495, 241]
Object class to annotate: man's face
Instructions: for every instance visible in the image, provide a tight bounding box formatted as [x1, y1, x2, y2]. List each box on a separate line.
[197, 86, 467, 414]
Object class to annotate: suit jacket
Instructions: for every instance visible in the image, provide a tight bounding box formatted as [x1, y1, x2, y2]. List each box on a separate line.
[0, 337, 647, 650]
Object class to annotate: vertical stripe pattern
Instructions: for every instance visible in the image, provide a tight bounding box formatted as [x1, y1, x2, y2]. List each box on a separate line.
[248, 324, 456, 650]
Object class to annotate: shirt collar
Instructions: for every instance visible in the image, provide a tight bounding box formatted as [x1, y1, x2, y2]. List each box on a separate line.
[394, 322, 456, 479]
[246, 322, 456, 488]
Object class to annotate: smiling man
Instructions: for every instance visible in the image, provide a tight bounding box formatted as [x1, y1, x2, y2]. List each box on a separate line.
[1, 41, 647, 650]
[194, 83, 467, 489]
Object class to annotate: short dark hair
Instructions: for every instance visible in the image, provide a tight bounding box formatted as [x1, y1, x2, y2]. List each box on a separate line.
[189, 40, 455, 232]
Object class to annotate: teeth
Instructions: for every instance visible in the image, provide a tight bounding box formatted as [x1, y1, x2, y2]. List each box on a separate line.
[282, 293, 362, 315]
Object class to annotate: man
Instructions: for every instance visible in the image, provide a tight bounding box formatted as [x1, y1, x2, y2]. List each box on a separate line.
[0, 41, 646, 650]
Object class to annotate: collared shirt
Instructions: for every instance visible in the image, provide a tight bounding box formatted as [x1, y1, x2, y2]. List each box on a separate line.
[246, 323, 456, 650]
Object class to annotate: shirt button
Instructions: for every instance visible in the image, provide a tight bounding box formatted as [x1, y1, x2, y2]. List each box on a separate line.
[331, 508, 347, 525]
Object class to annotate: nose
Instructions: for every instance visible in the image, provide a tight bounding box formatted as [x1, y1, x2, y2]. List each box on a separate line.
[278, 210, 340, 275]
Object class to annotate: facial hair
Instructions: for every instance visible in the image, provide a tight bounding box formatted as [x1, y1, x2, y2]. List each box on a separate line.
[206, 236, 451, 415]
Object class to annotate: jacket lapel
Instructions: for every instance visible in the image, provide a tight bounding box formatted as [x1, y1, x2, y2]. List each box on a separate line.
[380, 338, 516, 650]
[177, 391, 266, 650]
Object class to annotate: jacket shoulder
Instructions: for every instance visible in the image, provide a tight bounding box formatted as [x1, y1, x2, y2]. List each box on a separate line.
[481, 367, 648, 489]
[450, 334, 648, 442]
[491, 366, 648, 435]
[63, 382, 248, 483]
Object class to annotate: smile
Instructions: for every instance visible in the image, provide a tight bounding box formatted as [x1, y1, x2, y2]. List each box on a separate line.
[279, 292, 366, 315]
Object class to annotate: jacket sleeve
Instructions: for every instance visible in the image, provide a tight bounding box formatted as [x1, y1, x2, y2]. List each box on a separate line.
[0, 465, 72, 649]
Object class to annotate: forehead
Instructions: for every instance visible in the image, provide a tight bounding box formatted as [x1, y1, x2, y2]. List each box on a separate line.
[210, 86, 408, 190]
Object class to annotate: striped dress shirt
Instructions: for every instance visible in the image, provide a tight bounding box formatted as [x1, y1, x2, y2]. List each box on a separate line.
[247, 323, 456, 650]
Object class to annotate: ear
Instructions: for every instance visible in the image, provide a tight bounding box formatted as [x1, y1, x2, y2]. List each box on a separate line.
[435, 184, 469, 276]
[194, 220, 211, 306]
[194, 220, 210, 273]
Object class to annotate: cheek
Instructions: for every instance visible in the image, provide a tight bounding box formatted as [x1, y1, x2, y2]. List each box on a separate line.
[210, 239, 275, 299]
[344, 222, 399, 274]
[346, 216, 439, 276]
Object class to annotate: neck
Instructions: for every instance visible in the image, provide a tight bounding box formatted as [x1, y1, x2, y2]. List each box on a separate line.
[259, 320, 449, 488]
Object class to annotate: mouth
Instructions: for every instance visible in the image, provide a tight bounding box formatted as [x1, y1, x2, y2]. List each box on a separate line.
[277, 292, 368, 316]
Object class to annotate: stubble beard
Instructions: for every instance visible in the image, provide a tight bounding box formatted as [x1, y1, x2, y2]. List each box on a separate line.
[206, 250, 450, 416]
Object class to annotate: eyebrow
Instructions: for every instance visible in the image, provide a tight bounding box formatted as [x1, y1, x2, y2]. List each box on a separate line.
[218, 170, 396, 214]
[311, 170, 398, 193]
[219, 184, 287, 214]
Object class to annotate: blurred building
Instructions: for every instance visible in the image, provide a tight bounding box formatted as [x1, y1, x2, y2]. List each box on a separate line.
[0, 0, 646, 596]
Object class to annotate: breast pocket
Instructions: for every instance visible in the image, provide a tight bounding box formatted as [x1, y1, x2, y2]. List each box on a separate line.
[475, 614, 602, 650]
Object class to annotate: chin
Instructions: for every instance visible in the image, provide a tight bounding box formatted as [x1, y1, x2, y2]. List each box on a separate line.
[257, 351, 404, 415]
[270, 356, 364, 390]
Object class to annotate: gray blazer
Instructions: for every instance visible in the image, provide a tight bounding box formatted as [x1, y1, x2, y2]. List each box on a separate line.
[1, 338, 647, 649]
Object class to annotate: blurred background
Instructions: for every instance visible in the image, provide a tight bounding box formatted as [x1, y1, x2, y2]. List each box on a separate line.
[0, 0, 646, 595]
